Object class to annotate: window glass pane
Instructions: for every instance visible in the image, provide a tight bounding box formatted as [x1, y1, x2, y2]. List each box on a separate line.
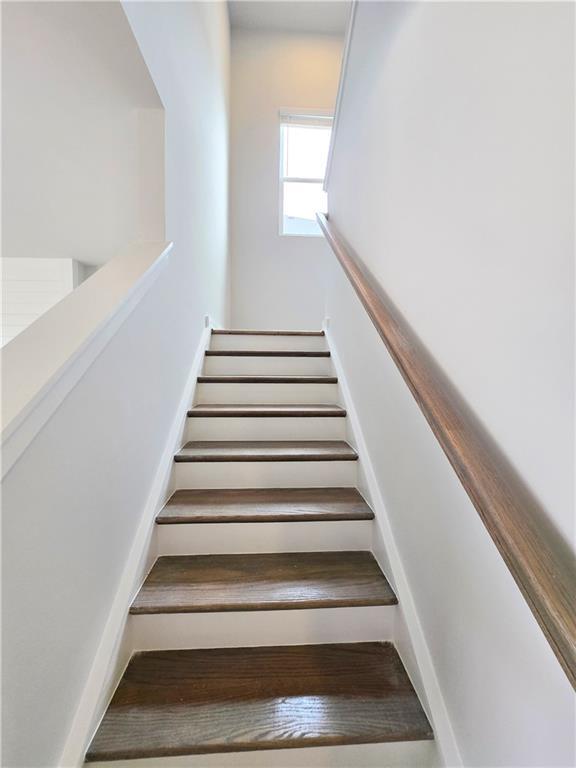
[282, 181, 326, 235]
[284, 125, 331, 180]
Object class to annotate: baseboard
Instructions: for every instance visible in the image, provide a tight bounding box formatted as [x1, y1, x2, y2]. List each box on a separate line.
[325, 323, 462, 768]
[58, 322, 212, 768]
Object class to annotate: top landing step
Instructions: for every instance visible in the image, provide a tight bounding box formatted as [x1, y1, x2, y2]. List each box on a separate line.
[212, 329, 324, 336]
[210, 330, 328, 352]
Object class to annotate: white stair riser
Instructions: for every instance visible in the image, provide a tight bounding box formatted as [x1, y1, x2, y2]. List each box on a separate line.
[88, 738, 437, 768]
[203, 356, 333, 376]
[156, 520, 372, 555]
[209, 335, 327, 351]
[186, 416, 346, 442]
[131, 606, 394, 652]
[196, 382, 339, 404]
[172, 460, 357, 489]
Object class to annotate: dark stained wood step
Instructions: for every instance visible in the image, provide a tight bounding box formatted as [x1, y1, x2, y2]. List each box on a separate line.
[86, 642, 433, 762]
[130, 551, 396, 614]
[197, 375, 337, 384]
[187, 404, 346, 418]
[174, 440, 358, 463]
[156, 487, 374, 524]
[212, 329, 324, 336]
[205, 349, 331, 357]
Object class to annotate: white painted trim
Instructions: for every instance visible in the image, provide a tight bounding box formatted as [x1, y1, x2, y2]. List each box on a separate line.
[324, 321, 462, 768]
[283, 177, 325, 184]
[324, 0, 357, 192]
[58, 322, 212, 768]
[278, 107, 333, 122]
[156, 519, 371, 555]
[173, 459, 356, 490]
[132, 606, 395, 652]
[1, 241, 173, 479]
[186, 415, 345, 442]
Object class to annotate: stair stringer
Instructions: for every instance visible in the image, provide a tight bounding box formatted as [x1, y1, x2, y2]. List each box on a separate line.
[324, 321, 462, 768]
[59, 320, 213, 768]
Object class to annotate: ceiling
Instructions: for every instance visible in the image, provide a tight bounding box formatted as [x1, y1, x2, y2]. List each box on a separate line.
[228, 1, 351, 35]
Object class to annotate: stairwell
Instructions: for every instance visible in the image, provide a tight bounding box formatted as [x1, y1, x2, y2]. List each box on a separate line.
[86, 329, 435, 766]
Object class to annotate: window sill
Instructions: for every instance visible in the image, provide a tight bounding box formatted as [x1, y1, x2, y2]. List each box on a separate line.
[279, 232, 324, 238]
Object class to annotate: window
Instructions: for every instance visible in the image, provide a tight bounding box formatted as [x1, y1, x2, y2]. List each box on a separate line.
[279, 112, 332, 236]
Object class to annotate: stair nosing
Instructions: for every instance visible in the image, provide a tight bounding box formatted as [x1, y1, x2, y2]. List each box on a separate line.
[174, 440, 358, 463]
[187, 404, 346, 418]
[211, 329, 325, 336]
[129, 596, 395, 615]
[197, 375, 337, 384]
[205, 350, 331, 357]
[156, 487, 374, 524]
[156, 510, 374, 523]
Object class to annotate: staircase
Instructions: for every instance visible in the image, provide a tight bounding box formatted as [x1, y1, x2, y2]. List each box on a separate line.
[86, 330, 434, 766]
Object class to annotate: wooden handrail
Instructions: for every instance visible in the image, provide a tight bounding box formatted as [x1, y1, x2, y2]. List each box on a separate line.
[317, 212, 576, 689]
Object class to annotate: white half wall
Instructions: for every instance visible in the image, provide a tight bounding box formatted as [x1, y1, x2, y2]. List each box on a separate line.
[230, 29, 343, 329]
[1, 2, 230, 765]
[323, 2, 575, 765]
[1, 1, 165, 267]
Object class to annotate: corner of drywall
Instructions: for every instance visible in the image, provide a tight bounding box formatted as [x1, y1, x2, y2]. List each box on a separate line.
[324, 323, 462, 768]
[213, 0, 232, 330]
[137, 107, 166, 242]
[324, 0, 357, 193]
[58, 322, 212, 768]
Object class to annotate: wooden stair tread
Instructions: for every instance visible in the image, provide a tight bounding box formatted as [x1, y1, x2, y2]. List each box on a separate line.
[198, 375, 337, 383]
[211, 329, 324, 336]
[86, 642, 433, 761]
[174, 440, 358, 462]
[205, 349, 330, 357]
[187, 404, 346, 418]
[157, 487, 374, 524]
[130, 551, 396, 614]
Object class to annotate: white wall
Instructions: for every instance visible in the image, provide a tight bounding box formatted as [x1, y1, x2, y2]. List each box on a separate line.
[330, 1, 574, 547]
[124, 1, 231, 328]
[324, 2, 575, 765]
[2, 1, 165, 267]
[230, 30, 342, 329]
[1, 2, 230, 765]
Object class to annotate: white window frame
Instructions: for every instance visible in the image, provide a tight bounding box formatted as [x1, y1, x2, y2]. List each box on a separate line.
[278, 109, 333, 237]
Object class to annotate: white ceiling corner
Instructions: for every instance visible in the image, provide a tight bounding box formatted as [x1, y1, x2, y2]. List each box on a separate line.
[228, 1, 351, 35]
